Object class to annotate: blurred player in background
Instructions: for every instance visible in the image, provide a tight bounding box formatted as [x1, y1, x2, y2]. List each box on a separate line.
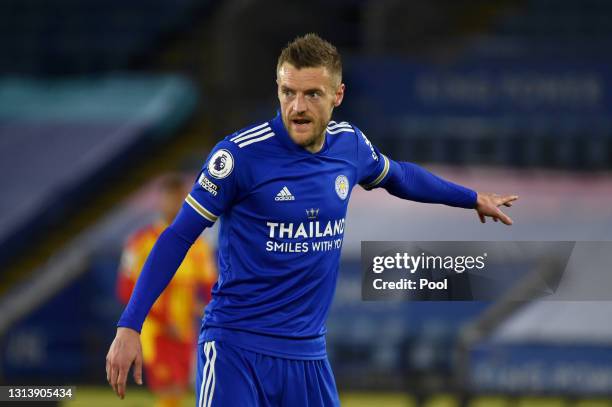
[116, 174, 217, 407]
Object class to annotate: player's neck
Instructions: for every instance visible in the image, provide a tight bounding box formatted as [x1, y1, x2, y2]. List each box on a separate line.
[302, 132, 326, 153]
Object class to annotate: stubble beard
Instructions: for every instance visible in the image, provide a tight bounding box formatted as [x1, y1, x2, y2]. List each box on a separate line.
[295, 120, 328, 150]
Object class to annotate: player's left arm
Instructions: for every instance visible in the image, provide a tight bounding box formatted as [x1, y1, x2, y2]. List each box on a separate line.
[354, 127, 518, 225]
[381, 160, 517, 225]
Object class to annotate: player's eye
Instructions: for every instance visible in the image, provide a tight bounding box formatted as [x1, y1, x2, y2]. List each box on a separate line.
[306, 91, 321, 99]
[282, 89, 295, 97]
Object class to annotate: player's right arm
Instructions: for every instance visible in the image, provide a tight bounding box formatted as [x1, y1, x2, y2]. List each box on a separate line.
[106, 140, 241, 399]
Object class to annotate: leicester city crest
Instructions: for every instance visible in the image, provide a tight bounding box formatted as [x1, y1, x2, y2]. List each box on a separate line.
[335, 175, 349, 200]
[207, 149, 234, 179]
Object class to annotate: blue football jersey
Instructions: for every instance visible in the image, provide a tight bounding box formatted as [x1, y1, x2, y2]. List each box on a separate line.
[186, 112, 390, 359]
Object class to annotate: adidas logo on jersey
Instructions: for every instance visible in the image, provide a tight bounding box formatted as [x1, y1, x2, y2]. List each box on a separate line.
[275, 186, 295, 201]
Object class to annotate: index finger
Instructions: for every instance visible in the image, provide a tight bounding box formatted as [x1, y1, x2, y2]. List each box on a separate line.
[500, 195, 519, 205]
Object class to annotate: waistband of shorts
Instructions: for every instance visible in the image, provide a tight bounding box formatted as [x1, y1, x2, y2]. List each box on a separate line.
[199, 326, 327, 360]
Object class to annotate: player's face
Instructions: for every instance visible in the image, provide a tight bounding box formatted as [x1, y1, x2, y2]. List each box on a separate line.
[277, 63, 344, 152]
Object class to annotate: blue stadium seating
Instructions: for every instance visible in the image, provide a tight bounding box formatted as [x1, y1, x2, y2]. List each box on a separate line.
[0, 0, 207, 74]
[0, 75, 198, 268]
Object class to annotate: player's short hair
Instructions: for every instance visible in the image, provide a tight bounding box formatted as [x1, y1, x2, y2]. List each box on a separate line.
[277, 33, 342, 85]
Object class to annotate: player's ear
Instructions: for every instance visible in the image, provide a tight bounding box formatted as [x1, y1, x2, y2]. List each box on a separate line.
[334, 83, 345, 107]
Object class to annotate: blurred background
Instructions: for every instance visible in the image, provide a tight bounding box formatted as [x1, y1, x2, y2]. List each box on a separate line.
[0, 0, 611, 406]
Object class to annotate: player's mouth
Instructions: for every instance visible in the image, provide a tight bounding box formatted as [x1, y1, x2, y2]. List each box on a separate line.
[291, 118, 312, 131]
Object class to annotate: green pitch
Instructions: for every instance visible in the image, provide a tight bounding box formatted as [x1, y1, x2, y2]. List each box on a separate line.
[61, 387, 410, 407]
[60, 387, 612, 407]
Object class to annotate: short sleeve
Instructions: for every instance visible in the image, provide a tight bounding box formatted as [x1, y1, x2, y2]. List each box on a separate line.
[184, 140, 242, 223]
[355, 126, 390, 190]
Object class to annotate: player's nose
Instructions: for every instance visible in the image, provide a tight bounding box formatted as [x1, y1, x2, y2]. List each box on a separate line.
[292, 94, 307, 114]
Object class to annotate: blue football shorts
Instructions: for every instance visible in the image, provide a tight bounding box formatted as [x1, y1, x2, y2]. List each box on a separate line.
[195, 340, 340, 407]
